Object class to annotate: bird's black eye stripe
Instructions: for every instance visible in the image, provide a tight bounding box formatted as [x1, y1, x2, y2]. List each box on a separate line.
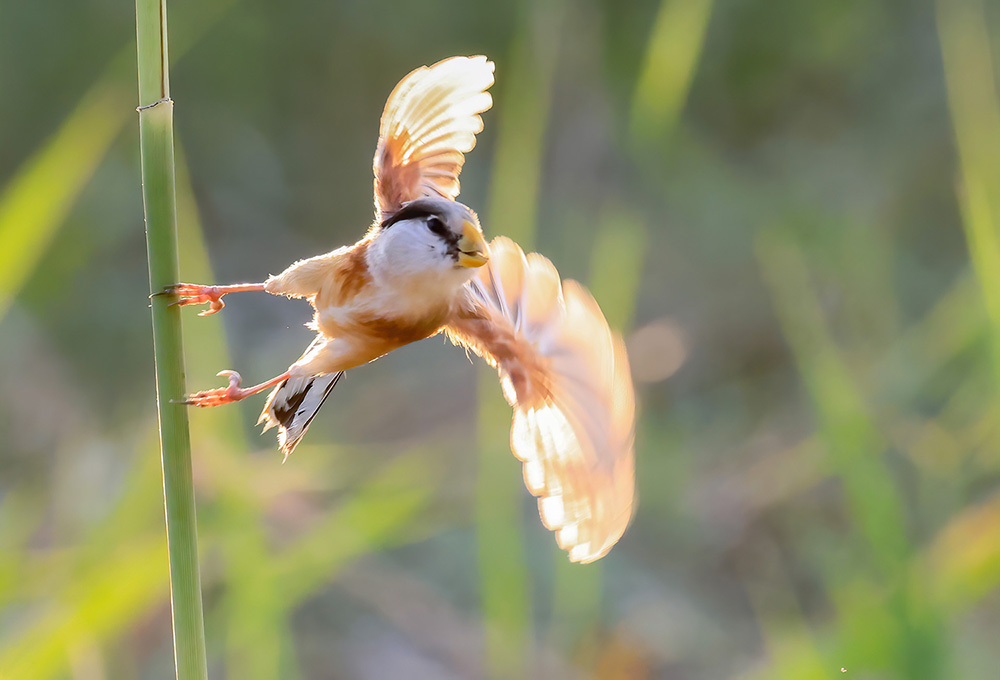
[380, 201, 439, 229]
[379, 199, 459, 247]
[426, 216, 448, 236]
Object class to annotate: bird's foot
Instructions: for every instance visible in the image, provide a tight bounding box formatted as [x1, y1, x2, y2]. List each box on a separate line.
[182, 370, 251, 407]
[161, 283, 227, 316]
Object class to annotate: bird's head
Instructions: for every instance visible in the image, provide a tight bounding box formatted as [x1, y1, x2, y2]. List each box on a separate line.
[368, 197, 489, 290]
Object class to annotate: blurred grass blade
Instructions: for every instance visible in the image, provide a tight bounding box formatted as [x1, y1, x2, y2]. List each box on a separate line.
[0, 0, 242, 325]
[485, 0, 562, 252]
[756, 228, 951, 678]
[479, 1, 564, 675]
[588, 205, 646, 331]
[135, 0, 208, 677]
[476, 372, 531, 677]
[630, 0, 714, 146]
[756, 229, 908, 571]
[173, 143, 249, 450]
[937, 0, 1000, 387]
[0, 81, 127, 320]
[173, 145, 281, 678]
[0, 539, 168, 679]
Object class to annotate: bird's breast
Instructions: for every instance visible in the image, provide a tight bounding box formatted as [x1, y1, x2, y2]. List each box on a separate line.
[350, 309, 450, 346]
[313, 288, 454, 355]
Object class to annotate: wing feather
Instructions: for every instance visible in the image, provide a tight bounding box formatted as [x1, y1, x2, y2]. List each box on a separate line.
[373, 56, 495, 219]
[447, 238, 636, 563]
[258, 370, 344, 459]
[257, 334, 346, 459]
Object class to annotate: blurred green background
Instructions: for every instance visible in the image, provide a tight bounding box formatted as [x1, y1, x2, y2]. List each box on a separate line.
[2, 0, 1000, 677]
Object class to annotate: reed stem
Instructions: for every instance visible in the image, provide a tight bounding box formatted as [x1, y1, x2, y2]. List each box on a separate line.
[135, 0, 208, 677]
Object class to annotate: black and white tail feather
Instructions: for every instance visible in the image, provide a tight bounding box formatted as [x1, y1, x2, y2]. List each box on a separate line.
[258, 370, 344, 460]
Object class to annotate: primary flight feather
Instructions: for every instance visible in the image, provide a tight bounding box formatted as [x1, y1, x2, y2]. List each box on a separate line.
[165, 56, 636, 563]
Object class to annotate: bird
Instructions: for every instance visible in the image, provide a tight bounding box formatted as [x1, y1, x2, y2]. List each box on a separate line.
[165, 55, 636, 563]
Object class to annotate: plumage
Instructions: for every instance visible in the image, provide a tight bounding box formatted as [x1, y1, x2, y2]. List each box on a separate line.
[259, 370, 344, 459]
[446, 238, 636, 563]
[374, 56, 494, 219]
[168, 56, 637, 562]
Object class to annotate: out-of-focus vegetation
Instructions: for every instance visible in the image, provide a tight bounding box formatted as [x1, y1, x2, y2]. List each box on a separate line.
[1, 0, 999, 677]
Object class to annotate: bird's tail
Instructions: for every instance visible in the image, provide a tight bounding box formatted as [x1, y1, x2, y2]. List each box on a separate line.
[258, 372, 344, 459]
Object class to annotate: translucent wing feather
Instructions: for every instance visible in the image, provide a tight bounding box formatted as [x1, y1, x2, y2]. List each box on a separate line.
[446, 238, 636, 563]
[373, 56, 495, 219]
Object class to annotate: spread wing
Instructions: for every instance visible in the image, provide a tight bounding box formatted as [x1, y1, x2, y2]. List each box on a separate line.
[373, 56, 495, 220]
[446, 237, 636, 563]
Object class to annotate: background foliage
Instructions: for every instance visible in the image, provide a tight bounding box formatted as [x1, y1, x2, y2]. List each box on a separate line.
[2, 0, 999, 677]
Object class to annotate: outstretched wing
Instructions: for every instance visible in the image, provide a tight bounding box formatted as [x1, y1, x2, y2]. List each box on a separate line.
[373, 56, 495, 220]
[446, 237, 636, 563]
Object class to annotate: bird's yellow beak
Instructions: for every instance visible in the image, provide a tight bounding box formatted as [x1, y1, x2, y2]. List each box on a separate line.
[457, 221, 489, 268]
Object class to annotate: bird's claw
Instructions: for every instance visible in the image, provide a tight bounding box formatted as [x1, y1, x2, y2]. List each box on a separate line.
[162, 283, 226, 316]
[182, 370, 246, 407]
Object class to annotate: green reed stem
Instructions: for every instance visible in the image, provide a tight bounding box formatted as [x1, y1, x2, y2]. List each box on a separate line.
[135, 0, 208, 677]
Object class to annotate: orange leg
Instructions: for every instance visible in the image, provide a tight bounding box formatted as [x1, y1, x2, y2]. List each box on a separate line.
[160, 282, 266, 316]
[182, 370, 290, 407]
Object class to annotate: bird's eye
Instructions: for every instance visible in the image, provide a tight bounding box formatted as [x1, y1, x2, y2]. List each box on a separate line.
[426, 216, 448, 236]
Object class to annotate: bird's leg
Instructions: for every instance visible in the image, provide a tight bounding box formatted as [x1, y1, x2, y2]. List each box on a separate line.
[159, 282, 267, 316]
[182, 370, 290, 407]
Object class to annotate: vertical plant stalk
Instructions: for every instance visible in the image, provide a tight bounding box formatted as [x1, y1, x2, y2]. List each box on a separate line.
[135, 0, 208, 678]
